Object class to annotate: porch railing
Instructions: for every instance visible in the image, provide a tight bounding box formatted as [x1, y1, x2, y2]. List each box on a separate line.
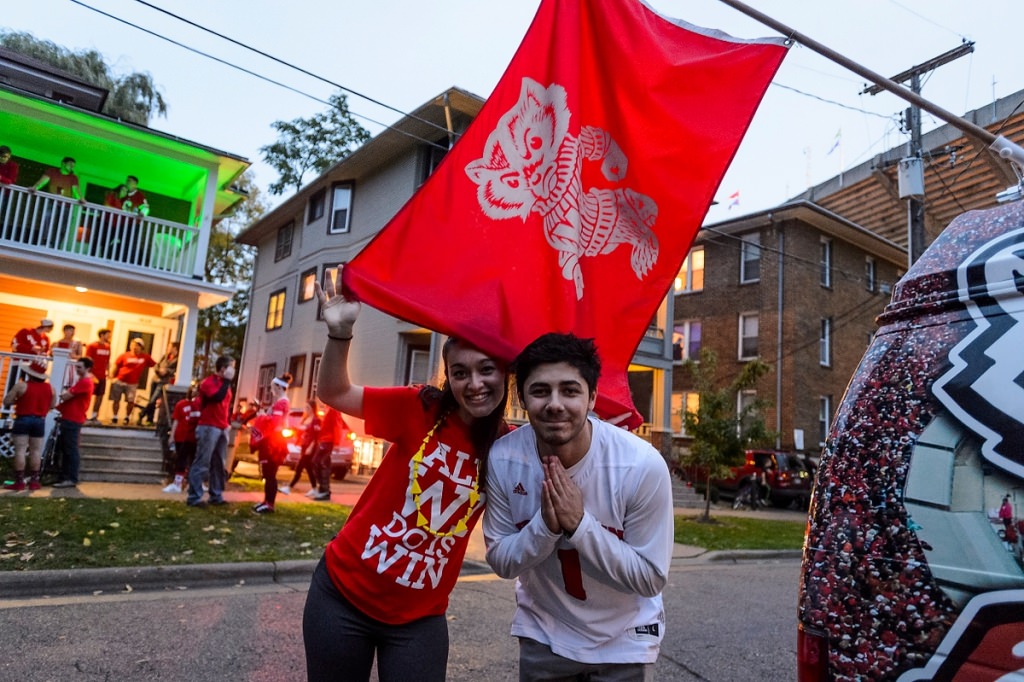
[0, 185, 201, 277]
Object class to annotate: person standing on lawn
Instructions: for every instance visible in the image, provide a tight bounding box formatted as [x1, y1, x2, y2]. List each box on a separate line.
[2, 360, 56, 491]
[162, 387, 198, 494]
[286, 397, 321, 496]
[252, 372, 292, 513]
[52, 357, 95, 488]
[186, 356, 234, 508]
[308, 402, 345, 501]
[302, 267, 510, 682]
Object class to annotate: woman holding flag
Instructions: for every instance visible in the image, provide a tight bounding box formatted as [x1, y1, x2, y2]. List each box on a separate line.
[303, 266, 510, 682]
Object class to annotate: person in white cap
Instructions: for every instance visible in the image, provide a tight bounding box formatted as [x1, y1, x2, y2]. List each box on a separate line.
[2, 360, 56, 491]
[11, 319, 53, 355]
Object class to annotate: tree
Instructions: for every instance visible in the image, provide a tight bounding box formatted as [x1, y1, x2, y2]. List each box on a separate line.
[260, 92, 371, 195]
[194, 171, 267, 380]
[0, 31, 167, 125]
[678, 348, 776, 522]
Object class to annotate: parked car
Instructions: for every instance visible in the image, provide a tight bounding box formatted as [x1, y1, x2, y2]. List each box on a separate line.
[282, 408, 355, 481]
[798, 202, 1024, 680]
[715, 449, 812, 508]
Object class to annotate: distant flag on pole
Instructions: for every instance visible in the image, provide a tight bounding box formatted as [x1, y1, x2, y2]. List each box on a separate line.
[728, 190, 741, 210]
[343, 0, 788, 429]
[827, 128, 842, 155]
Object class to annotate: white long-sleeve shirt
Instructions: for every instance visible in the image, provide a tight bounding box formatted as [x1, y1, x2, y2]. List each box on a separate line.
[483, 417, 674, 664]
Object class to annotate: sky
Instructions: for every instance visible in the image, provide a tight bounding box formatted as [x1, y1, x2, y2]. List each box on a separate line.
[2, 0, 1022, 222]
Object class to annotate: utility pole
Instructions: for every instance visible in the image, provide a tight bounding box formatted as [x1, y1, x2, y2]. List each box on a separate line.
[862, 42, 974, 265]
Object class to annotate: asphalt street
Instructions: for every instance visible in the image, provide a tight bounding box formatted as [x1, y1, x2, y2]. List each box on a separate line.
[0, 467, 806, 680]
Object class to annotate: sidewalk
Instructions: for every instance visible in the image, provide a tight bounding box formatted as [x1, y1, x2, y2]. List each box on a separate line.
[0, 468, 804, 599]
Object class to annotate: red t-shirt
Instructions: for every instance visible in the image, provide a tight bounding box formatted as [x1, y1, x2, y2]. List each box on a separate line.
[122, 189, 147, 213]
[12, 327, 49, 355]
[318, 408, 344, 445]
[197, 374, 232, 428]
[43, 167, 79, 197]
[14, 381, 54, 418]
[323, 386, 498, 625]
[113, 351, 156, 384]
[0, 159, 18, 185]
[172, 398, 198, 443]
[85, 341, 111, 378]
[57, 375, 94, 424]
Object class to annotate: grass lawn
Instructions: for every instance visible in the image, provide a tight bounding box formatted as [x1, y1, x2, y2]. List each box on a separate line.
[674, 514, 806, 551]
[0, 497, 349, 572]
[1, 497, 805, 572]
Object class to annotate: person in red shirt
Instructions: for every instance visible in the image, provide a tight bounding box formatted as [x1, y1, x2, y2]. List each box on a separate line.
[84, 329, 112, 423]
[109, 338, 156, 425]
[31, 157, 82, 199]
[11, 319, 53, 355]
[162, 388, 198, 494]
[309, 404, 345, 501]
[122, 175, 149, 216]
[303, 269, 510, 681]
[51, 324, 83, 360]
[252, 372, 293, 513]
[186, 356, 235, 507]
[52, 357, 95, 489]
[0, 145, 18, 186]
[2, 360, 56, 491]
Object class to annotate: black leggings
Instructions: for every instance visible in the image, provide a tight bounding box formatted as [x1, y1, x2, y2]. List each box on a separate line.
[303, 557, 449, 682]
[288, 453, 315, 488]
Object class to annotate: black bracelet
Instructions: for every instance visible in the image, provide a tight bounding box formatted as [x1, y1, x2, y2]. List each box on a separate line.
[327, 334, 353, 341]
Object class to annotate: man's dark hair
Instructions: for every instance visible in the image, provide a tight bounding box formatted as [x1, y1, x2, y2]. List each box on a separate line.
[126, 175, 139, 183]
[0, 145, 11, 155]
[63, 324, 75, 333]
[62, 156, 76, 165]
[513, 333, 601, 400]
[79, 357, 93, 371]
[214, 355, 234, 371]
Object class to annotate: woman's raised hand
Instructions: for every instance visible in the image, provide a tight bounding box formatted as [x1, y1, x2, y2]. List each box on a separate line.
[315, 265, 361, 337]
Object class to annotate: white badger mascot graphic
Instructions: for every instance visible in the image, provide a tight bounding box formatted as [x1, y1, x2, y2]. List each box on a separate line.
[465, 77, 659, 300]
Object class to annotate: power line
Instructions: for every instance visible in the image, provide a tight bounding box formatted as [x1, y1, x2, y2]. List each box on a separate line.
[771, 82, 893, 120]
[130, 0, 453, 140]
[66, 0, 449, 152]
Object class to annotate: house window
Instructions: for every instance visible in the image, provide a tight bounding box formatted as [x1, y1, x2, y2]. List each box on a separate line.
[330, 184, 353, 234]
[740, 233, 760, 284]
[671, 391, 700, 435]
[407, 348, 431, 385]
[299, 267, 317, 303]
[820, 317, 832, 367]
[419, 142, 449, 186]
[309, 353, 322, 399]
[288, 354, 306, 387]
[737, 389, 758, 433]
[818, 395, 833, 445]
[274, 222, 294, 262]
[674, 247, 705, 293]
[308, 189, 326, 223]
[865, 257, 876, 292]
[256, 364, 277, 407]
[738, 312, 759, 359]
[820, 238, 832, 288]
[672, 320, 702, 361]
[266, 289, 286, 330]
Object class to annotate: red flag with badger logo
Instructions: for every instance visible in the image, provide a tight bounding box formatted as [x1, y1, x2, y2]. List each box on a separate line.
[344, 0, 787, 428]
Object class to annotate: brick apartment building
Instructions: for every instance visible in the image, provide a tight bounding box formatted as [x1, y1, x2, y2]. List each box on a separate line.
[671, 202, 904, 455]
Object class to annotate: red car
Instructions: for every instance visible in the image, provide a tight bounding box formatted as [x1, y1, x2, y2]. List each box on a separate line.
[714, 449, 812, 508]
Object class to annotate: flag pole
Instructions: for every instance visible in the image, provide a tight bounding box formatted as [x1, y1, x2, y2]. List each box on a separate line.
[717, 0, 1024, 176]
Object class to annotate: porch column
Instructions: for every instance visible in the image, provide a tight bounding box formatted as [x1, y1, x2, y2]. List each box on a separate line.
[177, 299, 200, 385]
[191, 168, 220, 279]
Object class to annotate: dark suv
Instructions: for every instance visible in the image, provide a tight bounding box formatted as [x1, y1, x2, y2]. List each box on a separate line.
[715, 449, 812, 508]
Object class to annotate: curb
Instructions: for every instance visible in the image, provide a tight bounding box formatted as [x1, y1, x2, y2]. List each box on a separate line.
[0, 559, 319, 599]
[703, 549, 803, 562]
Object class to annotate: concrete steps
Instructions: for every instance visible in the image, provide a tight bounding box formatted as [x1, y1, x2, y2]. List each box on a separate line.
[79, 426, 166, 484]
[672, 475, 708, 509]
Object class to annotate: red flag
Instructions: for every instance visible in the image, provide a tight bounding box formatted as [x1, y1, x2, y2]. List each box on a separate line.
[345, 0, 787, 429]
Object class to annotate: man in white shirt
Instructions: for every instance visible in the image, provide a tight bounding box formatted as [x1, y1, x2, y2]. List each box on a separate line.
[483, 332, 674, 681]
